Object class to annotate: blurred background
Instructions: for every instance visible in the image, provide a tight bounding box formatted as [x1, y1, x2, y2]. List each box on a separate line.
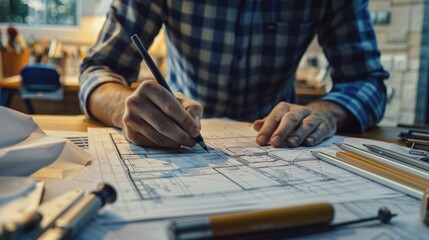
[0, 0, 428, 129]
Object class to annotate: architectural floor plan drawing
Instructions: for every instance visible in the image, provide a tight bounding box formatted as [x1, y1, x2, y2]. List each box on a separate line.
[87, 119, 419, 223]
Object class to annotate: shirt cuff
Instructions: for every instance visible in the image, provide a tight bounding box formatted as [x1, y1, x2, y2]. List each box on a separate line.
[321, 80, 386, 132]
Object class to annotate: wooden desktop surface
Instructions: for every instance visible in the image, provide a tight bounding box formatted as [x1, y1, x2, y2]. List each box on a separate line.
[32, 115, 102, 132]
[31, 115, 405, 145]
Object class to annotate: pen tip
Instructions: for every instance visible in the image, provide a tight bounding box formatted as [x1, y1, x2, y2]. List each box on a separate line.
[204, 147, 209, 153]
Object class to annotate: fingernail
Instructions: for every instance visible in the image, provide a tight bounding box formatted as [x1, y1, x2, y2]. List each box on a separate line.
[271, 135, 281, 146]
[257, 135, 267, 144]
[288, 136, 299, 146]
[306, 137, 314, 145]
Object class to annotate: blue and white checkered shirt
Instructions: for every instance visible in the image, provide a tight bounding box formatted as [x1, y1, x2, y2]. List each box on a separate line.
[80, 0, 389, 131]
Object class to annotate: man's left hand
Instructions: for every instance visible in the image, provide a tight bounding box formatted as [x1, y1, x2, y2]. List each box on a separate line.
[253, 101, 339, 147]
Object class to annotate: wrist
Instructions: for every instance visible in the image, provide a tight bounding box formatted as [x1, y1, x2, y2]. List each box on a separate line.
[88, 83, 132, 128]
[306, 100, 357, 131]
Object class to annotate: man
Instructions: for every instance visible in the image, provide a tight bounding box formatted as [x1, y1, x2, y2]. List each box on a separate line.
[80, 0, 389, 149]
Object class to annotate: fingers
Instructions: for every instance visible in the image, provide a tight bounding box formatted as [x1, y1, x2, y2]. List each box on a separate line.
[285, 117, 321, 147]
[255, 103, 289, 146]
[142, 82, 201, 137]
[255, 102, 337, 148]
[126, 97, 195, 147]
[252, 119, 264, 132]
[270, 109, 311, 147]
[302, 118, 336, 147]
[123, 110, 183, 148]
[122, 81, 205, 149]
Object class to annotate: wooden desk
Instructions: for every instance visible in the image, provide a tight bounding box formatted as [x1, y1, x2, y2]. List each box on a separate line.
[31, 114, 404, 144]
[32, 115, 102, 132]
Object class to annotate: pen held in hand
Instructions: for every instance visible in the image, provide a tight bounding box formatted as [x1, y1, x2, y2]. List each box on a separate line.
[130, 34, 208, 152]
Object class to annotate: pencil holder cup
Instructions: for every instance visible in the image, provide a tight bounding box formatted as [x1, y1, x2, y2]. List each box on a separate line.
[1, 49, 30, 78]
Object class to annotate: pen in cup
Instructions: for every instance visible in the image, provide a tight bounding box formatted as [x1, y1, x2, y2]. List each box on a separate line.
[130, 34, 209, 153]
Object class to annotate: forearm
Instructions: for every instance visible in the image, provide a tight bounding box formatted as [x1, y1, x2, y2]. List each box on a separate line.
[88, 83, 133, 129]
[306, 100, 358, 132]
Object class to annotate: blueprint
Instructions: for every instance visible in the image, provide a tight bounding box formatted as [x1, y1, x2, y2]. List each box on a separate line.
[87, 119, 420, 224]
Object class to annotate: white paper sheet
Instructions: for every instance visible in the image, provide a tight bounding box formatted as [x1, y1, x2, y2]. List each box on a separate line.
[85, 119, 421, 224]
[0, 107, 91, 179]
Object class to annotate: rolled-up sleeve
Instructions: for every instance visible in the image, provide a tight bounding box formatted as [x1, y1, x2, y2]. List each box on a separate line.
[79, 0, 165, 117]
[318, 0, 389, 131]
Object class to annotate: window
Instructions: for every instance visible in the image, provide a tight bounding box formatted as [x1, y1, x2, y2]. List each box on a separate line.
[0, 0, 79, 26]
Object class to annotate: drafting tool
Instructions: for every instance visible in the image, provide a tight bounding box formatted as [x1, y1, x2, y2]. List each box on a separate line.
[363, 144, 429, 170]
[0, 179, 44, 239]
[312, 151, 422, 198]
[0, 188, 83, 239]
[400, 130, 429, 141]
[169, 202, 334, 239]
[336, 151, 429, 192]
[237, 207, 396, 240]
[32, 188, 84, 239]
[335, 143, 429, 179]
[38, 183, 117, 240]
[0, 178, 44, 221]
[6, 183, 116, 240]
[169, 204, 397, 240]
[312, 151, 429, 226]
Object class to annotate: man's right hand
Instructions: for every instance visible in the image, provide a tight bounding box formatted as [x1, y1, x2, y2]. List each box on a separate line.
[122, 80, 203, 148]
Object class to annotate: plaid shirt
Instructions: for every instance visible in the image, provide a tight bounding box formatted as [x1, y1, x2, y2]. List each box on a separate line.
[80, 0, 389, 131]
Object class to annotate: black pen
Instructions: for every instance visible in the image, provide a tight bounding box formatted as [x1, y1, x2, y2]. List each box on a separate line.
[130, 34, 208, 153]
[363, 144, 429, 171]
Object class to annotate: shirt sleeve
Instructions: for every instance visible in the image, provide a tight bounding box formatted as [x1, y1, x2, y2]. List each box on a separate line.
[79, 0, 166, 117]
[317, 0, 389, 131]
